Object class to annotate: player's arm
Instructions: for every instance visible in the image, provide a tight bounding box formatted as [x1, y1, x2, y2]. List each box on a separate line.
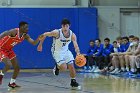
[24, 34, 43, 45]
[0, 29, 16, 39]
[133, 45, 140, 55]
[72, 33, 80, 55]
[37, 30, 59, 51]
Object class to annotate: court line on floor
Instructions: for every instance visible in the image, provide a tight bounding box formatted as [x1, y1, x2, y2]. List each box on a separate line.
[17, 79, 95, 93]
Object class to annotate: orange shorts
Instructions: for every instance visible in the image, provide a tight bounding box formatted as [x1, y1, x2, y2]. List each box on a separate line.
[0, 49, 16, 62]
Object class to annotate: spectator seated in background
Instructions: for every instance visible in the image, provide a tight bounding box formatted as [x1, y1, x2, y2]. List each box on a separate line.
[84, 40, 96, 70]
[99, 38, 114, 72]
[103, 41, 122, 73]
[131, 40, 140, 77]
[122, 37, 139, 75]
[110, 36, 130, 74]
[91, 39, 104, 72]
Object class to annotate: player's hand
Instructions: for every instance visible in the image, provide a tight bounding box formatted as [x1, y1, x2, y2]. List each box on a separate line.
[37, 45, 42, 52]
[38, 34, 45, 41]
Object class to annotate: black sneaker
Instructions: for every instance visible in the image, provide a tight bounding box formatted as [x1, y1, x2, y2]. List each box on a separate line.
[70, 79, 81, 89]
[8, 83, 21, 88]
[53, 64, 59, 76]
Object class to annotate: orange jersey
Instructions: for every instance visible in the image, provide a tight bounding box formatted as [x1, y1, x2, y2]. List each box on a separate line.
[0, 28, 24, 50]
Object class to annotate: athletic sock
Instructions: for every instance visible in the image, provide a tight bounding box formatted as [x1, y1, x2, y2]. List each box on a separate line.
[10, 78, 16, 84]
[131, 68, 135, 73]
[121, 67, 125, 71]
[0, 71, 4, 76]
[126, 67, 129, 72]
[71, 78, 76, 80]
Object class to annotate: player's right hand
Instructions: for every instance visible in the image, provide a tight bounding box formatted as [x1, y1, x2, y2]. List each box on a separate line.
[37, 45, 42, 52]
[38, 34, 45, 41]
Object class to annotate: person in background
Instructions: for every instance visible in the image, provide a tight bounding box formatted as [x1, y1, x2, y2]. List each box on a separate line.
[91, 39, 104, 72]
[110, 37, 130, 74]
[84, 40, 96, 70]
[100, 38, 114, 72]
[129, 35, 135, 46]
[123, 37, 139, 75]
[105, 41, 122, 73]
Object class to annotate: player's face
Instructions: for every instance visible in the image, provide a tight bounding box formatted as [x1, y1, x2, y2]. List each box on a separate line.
[123, 39, 128, 44]
[62, 24, 70, 31]
[20, 24, 29, 33]
[104, 40, 109, 46]
[133, 39, 139, 45]
[90, 42, 94, 47]
[95, 40, 100, 46]
[129, 38, 134, 43]
[113, 43, 118, 48]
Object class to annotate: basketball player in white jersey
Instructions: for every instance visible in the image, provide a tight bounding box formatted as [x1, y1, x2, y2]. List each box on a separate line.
[37, 19, 81, 88]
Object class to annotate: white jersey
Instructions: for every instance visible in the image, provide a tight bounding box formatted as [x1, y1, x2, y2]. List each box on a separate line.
[51, 29, 73, 53]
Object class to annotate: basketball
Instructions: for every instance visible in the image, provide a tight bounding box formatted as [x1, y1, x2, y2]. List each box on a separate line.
[75, 55, 86, 67]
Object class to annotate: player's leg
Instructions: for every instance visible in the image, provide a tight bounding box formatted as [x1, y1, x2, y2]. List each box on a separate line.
[125, 55, 130, 72]
[53, 61, 67, 76]
[135, 56, 140, 75]
[88, 55, 95, 70]
[65, 50, 80, 88]
[0, 58, 12, 85]
[119, 55, 126, 72]
[8, 57, 20, 88]
[52, 52, 67, 75]
[67, 63, 80, 88]
[110, 56, 119, 74]
[129, 56, 137, 73]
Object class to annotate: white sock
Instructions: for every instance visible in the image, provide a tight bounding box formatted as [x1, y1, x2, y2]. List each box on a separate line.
[115, 68, 119, 71]
[71, 78, 76, 80]
[121, 67, 125, 71]
[126, 67, 129, 72]
[110, 66, 114, 70]
[131, 68, 135, 72]
[0, 71, 4, 76]
[10, 78, 16, 84]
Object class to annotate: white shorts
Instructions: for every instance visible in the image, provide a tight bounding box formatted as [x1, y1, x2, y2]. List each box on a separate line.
[52, 50, 74, 66]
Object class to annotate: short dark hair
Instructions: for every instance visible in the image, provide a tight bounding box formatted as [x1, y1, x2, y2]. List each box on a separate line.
[113, 41, 117, 44]
[122, 36, 129, 41]
[116, 36, 122, 40]
[61, 18, 70, 25]
[104, 38, 110, 42]
[129, 35, 135, 38]
[95, 39, 101, 43]
[90, 40, 94, 43]
[19, 21, 28, 28]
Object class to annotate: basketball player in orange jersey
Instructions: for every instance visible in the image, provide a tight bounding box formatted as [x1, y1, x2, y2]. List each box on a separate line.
[37, 19, 81, 89]
[0, 21, 43, 88]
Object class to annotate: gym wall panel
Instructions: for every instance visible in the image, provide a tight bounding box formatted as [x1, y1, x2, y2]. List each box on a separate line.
[78, 8, 98, 53]
[0, 8, 98, 69]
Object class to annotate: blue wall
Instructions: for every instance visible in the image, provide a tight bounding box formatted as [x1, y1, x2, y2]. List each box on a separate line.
[0, 8, 98, 69]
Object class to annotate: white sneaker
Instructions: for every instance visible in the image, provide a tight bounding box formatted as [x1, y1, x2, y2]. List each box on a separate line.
[89, 66, 92, 70]
[84, 66, 87, 70]
[94, 67, 101, 73]
[109, 66, 114, 71]
[90, 66, 96, 72]
[110, 68, 119, 74]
